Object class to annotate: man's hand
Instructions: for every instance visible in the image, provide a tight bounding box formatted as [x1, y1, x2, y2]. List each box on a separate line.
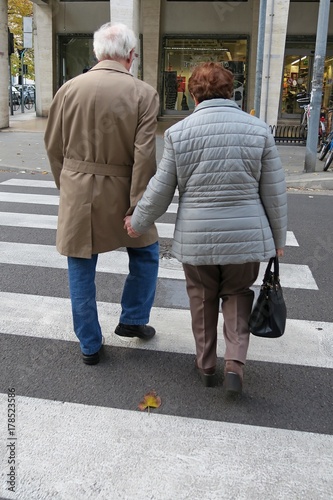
[124, 215, 142, 238]
[276, 248, 284, 257]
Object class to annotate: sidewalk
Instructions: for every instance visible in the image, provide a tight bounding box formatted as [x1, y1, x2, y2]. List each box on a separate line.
[1, 111, 333, 191]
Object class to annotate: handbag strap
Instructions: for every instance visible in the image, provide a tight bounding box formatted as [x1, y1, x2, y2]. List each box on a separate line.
[263, 256, 280, 282]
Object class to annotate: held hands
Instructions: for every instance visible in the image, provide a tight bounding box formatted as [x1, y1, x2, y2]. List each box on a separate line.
[124, 215, 142, 238]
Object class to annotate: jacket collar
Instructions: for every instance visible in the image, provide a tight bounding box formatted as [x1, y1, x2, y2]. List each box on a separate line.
[89, 60, 133, 77]
[193, 98, 240, 113]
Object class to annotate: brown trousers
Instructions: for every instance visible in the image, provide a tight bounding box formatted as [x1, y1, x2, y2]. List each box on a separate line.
[183, 262, 260, 370]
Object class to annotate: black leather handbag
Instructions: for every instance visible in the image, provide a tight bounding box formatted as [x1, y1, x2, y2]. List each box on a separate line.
[249, 257, 287, 338]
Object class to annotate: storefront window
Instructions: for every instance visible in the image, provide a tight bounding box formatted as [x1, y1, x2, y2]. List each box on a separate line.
[323, 56, 333, 113]
[58, 34, 96, 88]
[162, 37, 248, 115]
[281, 40, 333, 120]
[282, 55, 310, 116]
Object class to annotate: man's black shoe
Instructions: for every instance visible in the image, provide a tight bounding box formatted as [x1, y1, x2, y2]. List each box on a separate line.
[82, 336, 105, 365]
[115, 323, 156, 340]
[82, 351, 100, 365]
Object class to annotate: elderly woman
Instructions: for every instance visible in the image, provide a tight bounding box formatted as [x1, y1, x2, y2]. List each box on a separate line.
[125, 62, 287, 394]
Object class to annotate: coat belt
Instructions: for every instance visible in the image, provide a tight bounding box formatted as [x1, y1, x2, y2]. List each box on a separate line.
[63, 158, 132, 177]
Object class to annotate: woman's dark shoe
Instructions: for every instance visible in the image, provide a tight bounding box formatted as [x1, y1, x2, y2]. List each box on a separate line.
[195, 360, 217, 387]
[224, 360, 243, 394]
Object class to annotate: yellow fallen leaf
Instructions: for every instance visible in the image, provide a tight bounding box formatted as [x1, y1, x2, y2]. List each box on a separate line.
[138, 390, 161, 412]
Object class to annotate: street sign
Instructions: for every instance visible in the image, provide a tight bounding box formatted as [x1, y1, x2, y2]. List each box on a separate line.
[23, 17, 33, 49]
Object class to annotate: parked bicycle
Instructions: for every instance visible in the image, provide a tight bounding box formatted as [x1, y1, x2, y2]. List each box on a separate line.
[24, 91, 34, 110]
[296, 92, 326, 149]
[318, 109, 333, 171]
[12, 95, 21, 111]
[9, 86, 21, 111]
[14, 84, 35, 111]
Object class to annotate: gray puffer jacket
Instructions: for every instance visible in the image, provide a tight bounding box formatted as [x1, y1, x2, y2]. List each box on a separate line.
[131, 99, 287, 266]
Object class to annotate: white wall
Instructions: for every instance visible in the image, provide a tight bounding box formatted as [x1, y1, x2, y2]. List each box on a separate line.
[161, 0, 253, 34]
[287, 3, 329, 35]
[55, 2, 110, 33]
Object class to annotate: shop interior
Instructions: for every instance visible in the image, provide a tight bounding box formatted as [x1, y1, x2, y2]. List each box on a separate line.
[162, 37, 248, 114]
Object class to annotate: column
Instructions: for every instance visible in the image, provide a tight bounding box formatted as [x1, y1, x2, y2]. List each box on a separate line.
[110, 0, 140, 32]
[110, 0, 140, 77]
[33, 1, 53, 117]
[0, 0, 9, 129]
[248, 0, 260, 114]
[141, 0, 161, 90]
[260, 0, 290, 126]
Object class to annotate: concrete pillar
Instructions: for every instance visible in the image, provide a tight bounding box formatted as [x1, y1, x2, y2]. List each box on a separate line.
[110, 0, 141, 77]
[0, 0, 9, 129]
[33, 1, 53, 117]
[248, 0, 260, 114]
[110, 0, 140, 32]
[141, 0, 161, 90]
[260, 0, 290, 126]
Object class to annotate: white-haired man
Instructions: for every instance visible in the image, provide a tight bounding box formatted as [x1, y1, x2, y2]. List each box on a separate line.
[44, 23, 160, 365]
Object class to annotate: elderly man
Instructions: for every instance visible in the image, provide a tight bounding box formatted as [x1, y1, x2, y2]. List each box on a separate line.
[44, 23, 160, 365]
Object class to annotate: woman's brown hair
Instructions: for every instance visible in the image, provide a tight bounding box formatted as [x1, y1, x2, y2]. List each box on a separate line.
[188, 62, 234, 103]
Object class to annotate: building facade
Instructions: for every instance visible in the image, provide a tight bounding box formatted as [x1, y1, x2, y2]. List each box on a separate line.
[1, 0, 333, 128]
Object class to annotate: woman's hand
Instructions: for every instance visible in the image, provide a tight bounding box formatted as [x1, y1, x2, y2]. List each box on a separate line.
[276, 248, 284, 257]
[124, 215, 142, 238]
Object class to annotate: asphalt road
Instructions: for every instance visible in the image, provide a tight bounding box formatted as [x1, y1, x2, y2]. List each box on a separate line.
[0, 171, 332, 498]
[0, 171, 332, 417]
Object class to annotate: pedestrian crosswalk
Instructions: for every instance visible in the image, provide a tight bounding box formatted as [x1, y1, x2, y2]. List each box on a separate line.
[0, 176, 332, 499]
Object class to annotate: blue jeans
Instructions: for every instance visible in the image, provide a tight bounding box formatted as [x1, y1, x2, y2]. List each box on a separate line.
[67, 242, 159, 355]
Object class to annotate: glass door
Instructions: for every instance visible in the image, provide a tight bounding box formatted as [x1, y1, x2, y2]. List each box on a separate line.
[281, 54, 312, 118]
[58, 34, 96, 89]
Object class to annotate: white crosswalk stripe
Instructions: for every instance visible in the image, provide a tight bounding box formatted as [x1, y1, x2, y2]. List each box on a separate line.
[0, 241, 317, 288]
[0, 210, 299, 246]
[0, 291, 332, 368]
[1, 393, 332, 500]
[0, 177, 332, 499]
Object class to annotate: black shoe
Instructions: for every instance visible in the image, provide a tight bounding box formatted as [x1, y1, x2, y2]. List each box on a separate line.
[82, 337, 104, 365]
[115, 323, 156, 340]
[82, 351, 100, 365]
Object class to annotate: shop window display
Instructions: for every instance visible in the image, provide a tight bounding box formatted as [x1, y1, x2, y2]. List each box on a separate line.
[281, 55, 310, 116]
[280, 42, 333, 120]
[162, 37, 247, 115]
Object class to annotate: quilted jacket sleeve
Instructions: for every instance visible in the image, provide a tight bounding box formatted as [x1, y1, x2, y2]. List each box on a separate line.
[259, 130, 288, 249]
[131, 131, 178, 233]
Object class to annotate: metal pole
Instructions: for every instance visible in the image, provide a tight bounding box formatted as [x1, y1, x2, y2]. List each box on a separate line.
[304, 0, 331, 172]
[20, 50, 25, 114]
[254, 0, 268, 117]
[9, 59, 13, 116]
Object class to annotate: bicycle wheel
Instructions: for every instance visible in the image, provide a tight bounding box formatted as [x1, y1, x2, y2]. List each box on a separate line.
[300, 124, 307, 143]
[24, 96, 34, 110]
[323, 149, 333, 171]
[318, 140, 330, 161]
[12, 100, 20, 111]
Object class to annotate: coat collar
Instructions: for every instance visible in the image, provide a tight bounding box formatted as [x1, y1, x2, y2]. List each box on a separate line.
[193, 98, 240, 113]
[89, 60, 133, 77]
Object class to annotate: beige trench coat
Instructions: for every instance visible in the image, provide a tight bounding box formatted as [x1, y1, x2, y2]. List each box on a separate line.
[44, 60, 159, 258]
